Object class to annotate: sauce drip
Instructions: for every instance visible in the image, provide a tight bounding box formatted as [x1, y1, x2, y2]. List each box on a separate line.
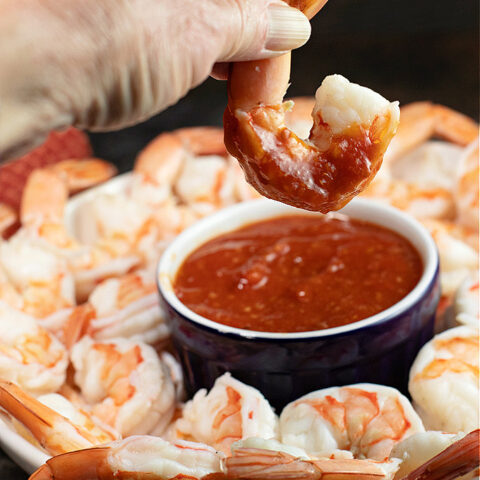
[174, 215, 423, 333]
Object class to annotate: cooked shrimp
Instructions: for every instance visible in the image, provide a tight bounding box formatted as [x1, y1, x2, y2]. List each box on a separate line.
[421, 219, 478, 298]
[409, 326, 479, 433]
[225, 0, 399, 212]
[62, 271, 169, 348]
[383, 102, 478, 164]
[133, 127, 257, 213]
[0, 202, 17, 237]
[279, 383, 424, 461]
[362, 103, 478, 222]
[70, 336, 175, 436]
[47, 158, 117, 194]
[170, 372, 278, 455]
[455, 138, 479, 231]
[0, 302, 68, 396]
[29, 436, 225, 480]
[19, 169, 141, 301]
[132, 127, 227, 206]
[226, 64, 400, 212]
[226, 441, 401, 479]
[455, 272, 479, 326]
[390, 430, 480, 479]
[0, 238, 75, 318]
[0, 380, 118, 456]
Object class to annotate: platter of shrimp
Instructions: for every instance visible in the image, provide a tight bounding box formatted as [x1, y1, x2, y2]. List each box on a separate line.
[0, 0, 478, 474]
[0, 91, 477, 479]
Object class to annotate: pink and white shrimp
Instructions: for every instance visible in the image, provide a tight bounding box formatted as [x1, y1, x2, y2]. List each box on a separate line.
[455, 272, 479, 327]
[63, 271, 169, 347]
[0, 302, 68, 396]
[18, 169, 142, 302]
[409, 325, 479, 433]
[279, 383, 424, 461]
[0, 380, 118, 456]
[70, 336, 176, 436]
[29, 436, 225, 480]
[47, 158, 117, 195]
[390, 429, 480, 479]
[0, 234, 75, 319]
[455, 138, 479, 231]
[421, 219, 478, 299]
[169, 372, 278, 455]
[226, 439, 401, 479]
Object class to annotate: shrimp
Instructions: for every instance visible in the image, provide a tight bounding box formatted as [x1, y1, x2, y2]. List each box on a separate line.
[0, 202, 17, 237]
[0, 301, 68, 396]
[132, 127, 258, 212]
[455, 138, 479, 231]
[279, 384, 424, 461]
[226, 440, 401, 479]
[224, 0, 399, 212]
[362, 103, 478, 222]
[421, 219, 478, 299]
[169, 372, 278, 455]
[47, 158, 117, 194]
[383, 102, 478, 165]
[408, 325, 479, 433]
[61, 271, 169, 348]
[0, 380, 118, 456]
[70, 336, 176, 436]
[390, 430, 480, 479]
[0, 239, 75, 318]
[455, 272, 479, 326]
[19, 168, 141, 301]
[29, 436, 225, 480]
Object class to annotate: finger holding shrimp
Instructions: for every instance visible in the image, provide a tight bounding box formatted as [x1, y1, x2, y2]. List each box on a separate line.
[225, 0, 400, 212]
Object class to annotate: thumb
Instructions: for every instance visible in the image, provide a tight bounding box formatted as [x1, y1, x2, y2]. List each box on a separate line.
[216, 0, 311, 63]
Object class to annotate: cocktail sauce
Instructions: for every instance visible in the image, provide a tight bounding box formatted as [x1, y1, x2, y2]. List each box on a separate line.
[174, 215, 422, 333]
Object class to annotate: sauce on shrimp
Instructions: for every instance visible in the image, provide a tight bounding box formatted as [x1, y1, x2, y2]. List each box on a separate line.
[174, 215, 422, 333]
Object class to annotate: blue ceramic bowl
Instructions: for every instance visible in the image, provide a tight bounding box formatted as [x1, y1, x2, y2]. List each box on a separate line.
[158, 198, 440, 410]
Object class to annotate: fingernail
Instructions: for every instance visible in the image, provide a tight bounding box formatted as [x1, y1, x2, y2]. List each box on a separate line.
[265, 3, 311, 51]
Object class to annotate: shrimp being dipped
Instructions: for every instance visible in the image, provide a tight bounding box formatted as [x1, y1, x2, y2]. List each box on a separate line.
[0, 302, 68, 396]
[169, 372, 278, 455]
[224, 0, 400, 212]
[29, 436, 225, 480]
[390, 430, 480, 479]
[409, 325, 479, 433]
[279, 384, 424, 461]
[70, 336, 175, 436]
[0, 380, 118, 456]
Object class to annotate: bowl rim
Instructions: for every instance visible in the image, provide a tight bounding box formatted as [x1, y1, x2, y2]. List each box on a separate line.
[157, 197, 439, 340]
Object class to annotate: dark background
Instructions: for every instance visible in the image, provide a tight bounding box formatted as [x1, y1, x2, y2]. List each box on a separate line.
[2, 0, 478, 477]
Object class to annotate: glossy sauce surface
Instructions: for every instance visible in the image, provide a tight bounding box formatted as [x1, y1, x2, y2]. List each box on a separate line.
[174, 215, 423, 333]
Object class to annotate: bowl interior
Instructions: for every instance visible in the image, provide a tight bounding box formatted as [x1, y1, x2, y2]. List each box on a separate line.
[158, 197, 439, 340]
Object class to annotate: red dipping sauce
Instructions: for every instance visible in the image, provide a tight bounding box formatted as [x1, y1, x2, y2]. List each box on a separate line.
[174, 215, 423, 333]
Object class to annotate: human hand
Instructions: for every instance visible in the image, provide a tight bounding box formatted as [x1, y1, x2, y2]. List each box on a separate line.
[0, 0, 311, 161]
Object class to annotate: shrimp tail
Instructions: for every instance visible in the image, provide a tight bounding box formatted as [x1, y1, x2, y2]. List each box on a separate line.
[400, 429, 480, 480]
[0, 380, 93, 455]
[28, 447, 111, 480]
[226, 448, 389, 479]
